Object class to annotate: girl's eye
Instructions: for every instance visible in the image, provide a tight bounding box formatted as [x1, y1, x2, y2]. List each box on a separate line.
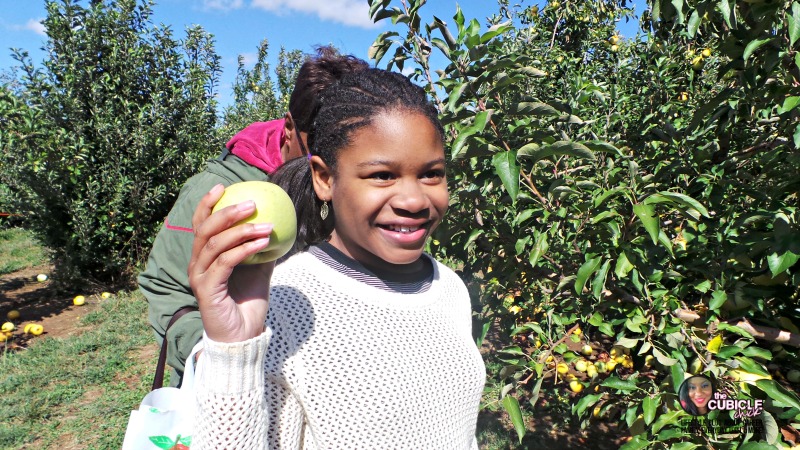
[370, 172, 394, 181]
[421, 170, 445, 180]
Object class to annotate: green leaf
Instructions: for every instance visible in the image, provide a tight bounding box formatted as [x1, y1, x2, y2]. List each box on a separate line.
[795, 123, 800, 149]
[709, 290, 727, 311]
[451, 110, 491, 158]
[644, 192, 710, 218]
[633, 203, 660, 244]
[762, 411, 780, 444]
[492, 151, 520, 202]
[529, 233, 548, 267]
[583, 140, 625, 156]
[502, 395, 526, 443]
[670, 443, 699, 450]
[779, 96, 800, 114]
[477, 320, 491, 347]
[756, 380, 800, 410]
[738, 443, 778, 450]
[592, 259, 610, 300]
[743, 38, 773, 62]
[430, 38, 451, 59]
[518, 140, 595, 163]
[767, 250, 799, 276]
[572, 393, 603, 417]
[642, 395, 657, 425]
[510, 101, 560, 116]
[687, 10, 701, 38]
[653, 347, 678, 366]
[717, 0, 735, 29]
[602, 376, 638, 391]
[517, 66, 547, 77]
[671, 363, 685, 394]
[619, 436, 650, 450]
[446, 83, 468, 113]
[615, 252, 634, 278]
[149, 436, 176, 449]
[671, 0, 685, 24]
[651, 409, 684, 434]
[575, 255, 602, 294]
[432, 17, 457, 49]
[788, 2, 800, 47]
[465, 229, 484, 249]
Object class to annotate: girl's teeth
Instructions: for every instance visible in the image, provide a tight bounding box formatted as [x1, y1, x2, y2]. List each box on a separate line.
[389, 225, 419, 233]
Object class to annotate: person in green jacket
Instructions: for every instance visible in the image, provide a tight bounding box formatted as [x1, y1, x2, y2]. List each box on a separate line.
[138, 46, 369, 386]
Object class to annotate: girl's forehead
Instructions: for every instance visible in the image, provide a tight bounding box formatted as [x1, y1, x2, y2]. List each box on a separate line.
[688, 377, 709, 385]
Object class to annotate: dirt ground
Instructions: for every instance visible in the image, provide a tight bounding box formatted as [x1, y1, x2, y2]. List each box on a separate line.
[0, 265, 107, 349]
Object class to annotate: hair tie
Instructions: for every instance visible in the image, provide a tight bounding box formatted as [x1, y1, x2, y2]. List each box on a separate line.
[307, 153, 313, 161]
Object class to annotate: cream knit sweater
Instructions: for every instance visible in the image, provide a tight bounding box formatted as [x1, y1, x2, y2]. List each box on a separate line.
[194, 251, 486, 449]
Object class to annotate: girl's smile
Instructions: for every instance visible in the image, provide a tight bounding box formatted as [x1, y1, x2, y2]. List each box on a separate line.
[313, 110, 448, 273]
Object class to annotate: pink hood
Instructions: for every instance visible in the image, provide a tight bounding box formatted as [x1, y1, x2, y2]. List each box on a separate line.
[226, 119, 285, 174]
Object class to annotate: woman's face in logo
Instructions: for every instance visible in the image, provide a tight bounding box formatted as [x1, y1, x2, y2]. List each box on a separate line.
[687, 376, 713, 413]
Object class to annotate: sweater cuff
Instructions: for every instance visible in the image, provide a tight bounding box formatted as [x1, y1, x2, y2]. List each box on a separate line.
[198, 329, 271, 394]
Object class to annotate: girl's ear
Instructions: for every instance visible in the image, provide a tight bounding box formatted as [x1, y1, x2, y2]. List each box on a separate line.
[309, 155, 333, 202]
[283, 112, 296, 137]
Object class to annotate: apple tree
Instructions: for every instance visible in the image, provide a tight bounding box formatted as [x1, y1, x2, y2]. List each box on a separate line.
[369, 0, 799, 447]
[0, 0, 221, 283]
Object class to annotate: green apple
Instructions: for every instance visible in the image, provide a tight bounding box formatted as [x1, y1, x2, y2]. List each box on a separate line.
[212, 181, 297, 264]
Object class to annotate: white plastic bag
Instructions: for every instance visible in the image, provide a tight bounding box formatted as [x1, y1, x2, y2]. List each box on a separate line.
[121, 342, 202, 449]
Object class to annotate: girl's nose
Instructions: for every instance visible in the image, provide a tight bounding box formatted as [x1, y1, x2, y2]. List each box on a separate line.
[392, 180, 430, 213]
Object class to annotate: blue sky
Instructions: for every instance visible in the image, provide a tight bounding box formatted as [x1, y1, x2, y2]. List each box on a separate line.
[1, 0, 646, 110]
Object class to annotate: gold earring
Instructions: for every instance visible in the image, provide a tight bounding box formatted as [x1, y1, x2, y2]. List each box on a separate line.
[320, 201, 329, 220]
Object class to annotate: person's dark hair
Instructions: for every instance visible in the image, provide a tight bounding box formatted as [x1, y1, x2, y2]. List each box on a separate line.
[679, 375, 716, 416]
[272, 68, 445, 256]
[288, 46, 370, 133]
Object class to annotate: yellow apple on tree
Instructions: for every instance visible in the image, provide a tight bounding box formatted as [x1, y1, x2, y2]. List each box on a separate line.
[212, 181, 298, 264]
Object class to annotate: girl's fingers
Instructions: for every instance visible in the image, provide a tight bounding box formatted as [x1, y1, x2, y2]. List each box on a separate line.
[192, 183, 225, 231]
[192, 218, 273, 276]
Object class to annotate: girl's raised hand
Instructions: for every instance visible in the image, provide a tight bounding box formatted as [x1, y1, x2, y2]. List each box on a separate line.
[188, 184, 275, 343]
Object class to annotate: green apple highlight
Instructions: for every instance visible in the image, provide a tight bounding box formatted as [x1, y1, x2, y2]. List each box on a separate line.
[212, 181, 297, 264]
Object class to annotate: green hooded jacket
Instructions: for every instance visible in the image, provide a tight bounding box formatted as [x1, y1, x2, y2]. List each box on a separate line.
[138, 154, 269, 386]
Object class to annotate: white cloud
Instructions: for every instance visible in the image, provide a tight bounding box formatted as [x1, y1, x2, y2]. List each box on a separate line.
[251, 0, 377, 29]
[25, 19, 46, 35]
[8, 18, 47, 35]
[203, 0, 244, 11]
[239, 52, 258, 67]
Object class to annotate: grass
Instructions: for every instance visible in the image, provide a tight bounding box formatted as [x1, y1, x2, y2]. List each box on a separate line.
[0, 228, 48, 275]
[0, 292, 157, 449]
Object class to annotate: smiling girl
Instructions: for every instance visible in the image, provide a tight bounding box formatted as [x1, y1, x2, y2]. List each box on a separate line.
[188, 68, 486, 449]
[680, 375, 716, 416]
